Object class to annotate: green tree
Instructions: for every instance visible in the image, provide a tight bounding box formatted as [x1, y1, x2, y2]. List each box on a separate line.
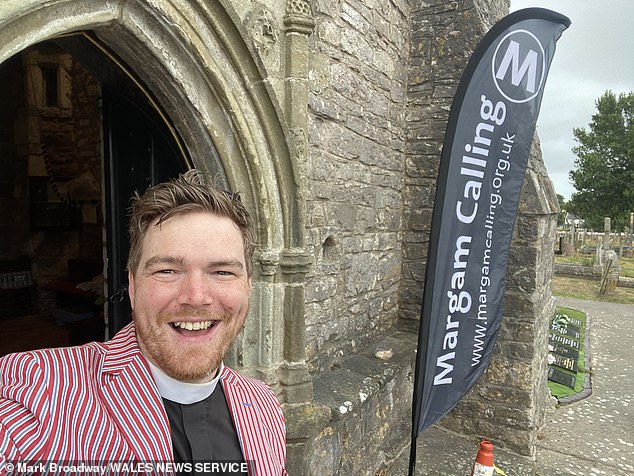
[567, 90, 634, 230]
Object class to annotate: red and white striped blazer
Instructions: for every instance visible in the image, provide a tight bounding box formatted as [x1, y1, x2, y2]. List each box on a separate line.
[0, 324, 287, 475]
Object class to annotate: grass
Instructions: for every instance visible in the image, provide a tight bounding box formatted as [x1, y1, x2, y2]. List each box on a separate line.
[547, 307, 587, 400]
[553, 253, 634, 304]
[552, 276, 634, 304]
[555, 254, 634, 278]
[623, 256, 634, 278]
[555, 254, 595, 267]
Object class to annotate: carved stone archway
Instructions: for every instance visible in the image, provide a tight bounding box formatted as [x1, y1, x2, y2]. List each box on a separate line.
[0, 0, 312, 401]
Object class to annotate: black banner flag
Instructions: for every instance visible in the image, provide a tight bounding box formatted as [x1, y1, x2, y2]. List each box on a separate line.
[411, 7, 570, 443]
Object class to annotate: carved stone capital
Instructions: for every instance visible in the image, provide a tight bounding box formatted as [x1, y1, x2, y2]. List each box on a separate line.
[279, 248, 313, 277]
[254, 249, 281, 278]
[284, 0, 315, 35]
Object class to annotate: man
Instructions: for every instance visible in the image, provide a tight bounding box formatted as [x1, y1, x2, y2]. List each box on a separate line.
[0, 170, 287, 475]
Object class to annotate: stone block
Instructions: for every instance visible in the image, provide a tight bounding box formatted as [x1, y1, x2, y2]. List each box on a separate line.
[288, 323, 416, 475]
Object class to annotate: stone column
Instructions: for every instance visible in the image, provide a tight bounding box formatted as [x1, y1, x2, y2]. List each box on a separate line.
[277, 250, 313, 403]
[236, 250, 284, 388]
[564, 221, 575, 255]
[279, 4, 325, 473]
[627, 212, 634, 256]
[283, 0, 314, 172]
[603, 217, 611, 251]
[277, 0, 315, 405]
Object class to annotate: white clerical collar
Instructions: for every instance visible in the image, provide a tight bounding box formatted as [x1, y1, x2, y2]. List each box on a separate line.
[146, 359, 223, 404]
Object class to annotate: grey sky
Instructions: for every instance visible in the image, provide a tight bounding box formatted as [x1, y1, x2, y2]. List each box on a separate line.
[510, 0, 634, 199]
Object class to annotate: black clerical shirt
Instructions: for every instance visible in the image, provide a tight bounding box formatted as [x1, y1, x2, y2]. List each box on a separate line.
[163, 385, 246, 475]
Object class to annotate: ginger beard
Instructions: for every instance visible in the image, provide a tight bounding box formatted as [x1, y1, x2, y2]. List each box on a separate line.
[134, 306, 246, 383]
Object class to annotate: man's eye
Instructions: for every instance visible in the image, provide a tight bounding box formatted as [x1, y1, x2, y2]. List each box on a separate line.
[156, 269, 176, 274]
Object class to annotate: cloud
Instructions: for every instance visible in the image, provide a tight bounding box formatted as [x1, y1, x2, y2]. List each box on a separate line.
[510, 0, 634, 199]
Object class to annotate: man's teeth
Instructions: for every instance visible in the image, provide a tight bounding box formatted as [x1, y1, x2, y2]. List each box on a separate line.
[172, 321, 214, 331]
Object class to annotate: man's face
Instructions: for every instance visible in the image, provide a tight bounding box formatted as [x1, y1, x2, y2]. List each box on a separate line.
[128, 211, 251, 383]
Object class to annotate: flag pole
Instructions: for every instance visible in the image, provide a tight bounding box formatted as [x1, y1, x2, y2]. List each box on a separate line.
[407, 434, 418, 476]
[407, 220, 443, 475]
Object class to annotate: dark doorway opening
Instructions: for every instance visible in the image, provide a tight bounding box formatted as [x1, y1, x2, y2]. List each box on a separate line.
[0, 33, 188, 355]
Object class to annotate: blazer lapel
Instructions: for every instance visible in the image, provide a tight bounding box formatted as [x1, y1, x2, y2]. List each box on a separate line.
[98, 324, 173, 461]
[222, 368, 279, 476]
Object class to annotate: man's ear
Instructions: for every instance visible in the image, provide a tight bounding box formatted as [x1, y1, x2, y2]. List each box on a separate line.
[128, 269, 135, 310]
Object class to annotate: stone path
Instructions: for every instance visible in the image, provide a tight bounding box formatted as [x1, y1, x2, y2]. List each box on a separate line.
[533, 297, 634, 476]
[387, 297, 634, 475]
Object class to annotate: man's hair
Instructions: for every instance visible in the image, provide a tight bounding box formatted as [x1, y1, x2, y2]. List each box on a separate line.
[127, 169, 256, 276]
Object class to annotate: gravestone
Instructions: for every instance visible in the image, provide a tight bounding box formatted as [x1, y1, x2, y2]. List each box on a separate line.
[550, 323, 580, 340]
[548, 334, 580, 350]
[549, 343, 579, 361]
[551, 354, 578, 373]
[548, 367, 576, 389]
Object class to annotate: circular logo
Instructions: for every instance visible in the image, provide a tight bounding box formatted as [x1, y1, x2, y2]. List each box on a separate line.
[492, 29, 546, 104]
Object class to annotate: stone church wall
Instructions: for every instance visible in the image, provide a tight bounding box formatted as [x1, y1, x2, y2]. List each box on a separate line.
[303, 0, 410, 372]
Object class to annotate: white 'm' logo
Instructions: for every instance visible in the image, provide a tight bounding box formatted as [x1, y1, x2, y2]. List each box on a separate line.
[492, 29, 546, 103]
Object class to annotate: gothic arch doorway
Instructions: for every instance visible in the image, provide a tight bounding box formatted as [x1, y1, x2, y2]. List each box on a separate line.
[0, 34, 189, 354]
[0, 0, 312, 399]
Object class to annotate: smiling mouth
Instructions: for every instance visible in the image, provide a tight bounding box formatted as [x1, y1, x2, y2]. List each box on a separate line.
[171, 320, 216, 331]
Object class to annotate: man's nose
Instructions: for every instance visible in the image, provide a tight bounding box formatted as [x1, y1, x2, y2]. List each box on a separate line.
[178, 272, 213, 306]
